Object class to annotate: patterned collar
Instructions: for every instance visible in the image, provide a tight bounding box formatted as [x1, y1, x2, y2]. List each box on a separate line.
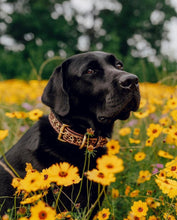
[48, 112, 108, 149]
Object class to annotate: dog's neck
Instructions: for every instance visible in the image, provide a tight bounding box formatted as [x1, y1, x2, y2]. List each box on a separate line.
[52, 110, 114, 138]
[49, 111, 108, 149]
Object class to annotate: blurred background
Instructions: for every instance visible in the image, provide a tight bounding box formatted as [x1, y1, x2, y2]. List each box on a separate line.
[0, 0, 177, 82]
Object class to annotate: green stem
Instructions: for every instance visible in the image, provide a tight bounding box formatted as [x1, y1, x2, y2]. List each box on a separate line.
[83, 186, 105, 220]
[2, 154, 20, 178]
[73, 147, 88, 210]
[55, 186, 63, 210]
[61, 189, 82, 217]
[103, 186, 112, 210]
[13, 194, 17, 220]
[98, 183, 101, 209]
[86, 152, 91, 209]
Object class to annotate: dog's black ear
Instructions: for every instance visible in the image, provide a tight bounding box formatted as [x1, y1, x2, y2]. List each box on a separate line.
[41, 65, 70, 116]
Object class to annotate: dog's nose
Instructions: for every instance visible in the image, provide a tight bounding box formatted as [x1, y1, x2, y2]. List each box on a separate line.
[119, 74, 139, 89]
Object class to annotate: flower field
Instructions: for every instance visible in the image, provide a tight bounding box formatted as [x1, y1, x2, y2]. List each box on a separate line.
[0, 79, 177, 220]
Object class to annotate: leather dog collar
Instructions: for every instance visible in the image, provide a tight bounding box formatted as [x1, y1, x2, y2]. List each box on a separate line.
[48, 112, 107, 149]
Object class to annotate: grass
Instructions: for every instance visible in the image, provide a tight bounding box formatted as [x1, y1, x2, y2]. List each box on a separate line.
[0, 79, 177, 220]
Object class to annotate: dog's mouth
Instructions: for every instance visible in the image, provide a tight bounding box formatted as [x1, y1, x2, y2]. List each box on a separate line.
[97, 92, 140, 124]
[117, 97, 139, 120]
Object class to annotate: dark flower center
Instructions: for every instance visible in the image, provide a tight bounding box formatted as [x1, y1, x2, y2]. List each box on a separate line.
[138, 207, 143, 212]
[98, 172, 104, 178]
[102, 213, 107, 218]
[44, 174, 48, 180]
[39, 211, 47, 219]
[171, 166, 176, 171]
[152, 129, 157, 134]
[107, 164, 113, 169]
[30, 179, 35, 184]
[59, 171, 68, 177]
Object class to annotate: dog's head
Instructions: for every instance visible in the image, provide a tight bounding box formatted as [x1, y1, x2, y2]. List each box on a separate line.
[42, 51, 140, 135]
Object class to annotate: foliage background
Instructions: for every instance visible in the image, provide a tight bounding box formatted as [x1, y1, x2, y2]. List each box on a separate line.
[0, 0, 177, 82]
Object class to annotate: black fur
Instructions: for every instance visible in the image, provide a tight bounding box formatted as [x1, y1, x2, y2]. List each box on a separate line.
[0, 51, 140, 218]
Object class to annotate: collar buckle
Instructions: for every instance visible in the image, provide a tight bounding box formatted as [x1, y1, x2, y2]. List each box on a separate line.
[58, 123, 69, 142]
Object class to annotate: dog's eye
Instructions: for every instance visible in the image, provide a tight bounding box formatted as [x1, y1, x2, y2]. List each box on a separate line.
[86, 69, 95, 74]
[116, 63, 123, 70]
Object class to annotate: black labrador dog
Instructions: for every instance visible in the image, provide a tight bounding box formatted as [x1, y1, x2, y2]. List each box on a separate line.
[0, 51, 140, 217]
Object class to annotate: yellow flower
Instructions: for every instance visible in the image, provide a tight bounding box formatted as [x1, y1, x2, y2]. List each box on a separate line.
[158, 170, 167, 178]
[86, 169, 115, 186]
[163, 126, 174, 134]
[155, 176, 177, 198]
[130, 190, 140, 197]
[25, 163, 50, 190]
[106, 139, 120, 155]
[166, 97, 177, 109]
[165, 134, 176, 145]
[119, 127, 131, 136]
[133, 128, 140, 136]
[0, 129, 8, 141]
[19, 170, 44, 193]
[28, 109, 43, 121]
[139, 98, 147, 109]
[145, 138, 154, 147]
[30, 201, 56, 220]
[148, 216, 157, 220]
[134, 152, 146, 161]
[25, 162, 36, 174]
[20, 191, 48, 205]
[146, 197, 160, 209]
[13, 162, 81, 193]
[18, 217, 28, 220]
[147, 104, 156, 114]
[5, 112, 16, 118]
[11, 177, 22, 190]
[112, 188, 119, 199]
[163, 213, 176, 220]
[56, 211, 73, 219]
[125, 185, 131, 196]
[46, 162, 81, 186]
[6, 111, 28, 119]
[131, 200, 148, 217]
[96, 155, 124, 174]
[146, 123, 162, 139]
[40, 169, 53, 189]
[0, 80, 47, 104]
[164, 159, 177, 179]
[168, 126, 177, 141]
[12, 163, 50, 193]
[158, 150, 174, 159]
[16, 111, 27, 119]
[126, 212, 146, 219]
[175, 203, 177, 214]
[163, 125, 177, 146]
[159, 116, 171, 126]
[171, 109, 177, 122]
[129, 138, 141, 144]
[137, 170, 151, 184]
[133, 110, 149, 119]
[96, 208, 110, 220]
